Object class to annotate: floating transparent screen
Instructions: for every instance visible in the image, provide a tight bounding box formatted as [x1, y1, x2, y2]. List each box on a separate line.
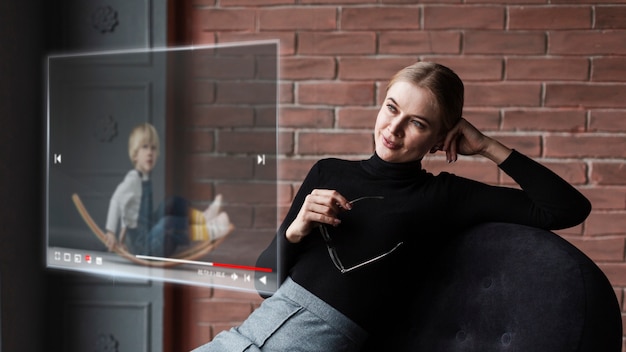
[46, 41, 279, 295]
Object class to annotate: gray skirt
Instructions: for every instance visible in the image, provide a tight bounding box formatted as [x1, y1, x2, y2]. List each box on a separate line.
[191, 277, 368, 352]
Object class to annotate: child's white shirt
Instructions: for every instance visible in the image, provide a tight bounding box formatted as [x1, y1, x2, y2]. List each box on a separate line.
[105, 170, 149, 233]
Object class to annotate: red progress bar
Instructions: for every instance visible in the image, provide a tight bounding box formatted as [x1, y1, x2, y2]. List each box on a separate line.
[213, 262, 273, 272]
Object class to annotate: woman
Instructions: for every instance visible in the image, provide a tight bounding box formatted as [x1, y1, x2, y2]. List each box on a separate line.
[193, 62, 591, 351]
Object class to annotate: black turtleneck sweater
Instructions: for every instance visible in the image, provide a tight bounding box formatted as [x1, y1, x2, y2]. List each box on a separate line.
[256, 150, 590, 332]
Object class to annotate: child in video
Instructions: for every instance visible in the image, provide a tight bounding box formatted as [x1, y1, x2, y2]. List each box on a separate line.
[104, 122, 231, 257]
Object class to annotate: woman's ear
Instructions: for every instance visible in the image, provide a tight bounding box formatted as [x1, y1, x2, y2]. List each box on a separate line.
[430, 137, 445, 154]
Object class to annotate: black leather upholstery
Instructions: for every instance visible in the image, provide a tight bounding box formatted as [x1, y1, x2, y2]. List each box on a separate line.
[364, 222, 622, 351]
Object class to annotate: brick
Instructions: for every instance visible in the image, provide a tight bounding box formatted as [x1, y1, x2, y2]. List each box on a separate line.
[192, 106, 255, 128]
[254, 204, 281, 228]
[466, 0, 544, 3]
[552, 0, 626, 3]
[279, 107, 335, 128]
[280, 57, 336, 80]
[464, 83, 542, 107]
[549, 30, 626, 55]
[215, 81, 276, 105]
[302, 0, 375, 3]
[547, 135, 626, 158]
[376, 81, 387, 105]
[196, 9, 256, 31]
[278, 130, 295, 155]
[337, 107, 378, 129]
[298, 82, 375, 106]
[391, 0, 457, 3]
[298, 131, 373, 155]
[338, 57, 416, 80]
[192, 55, 257, 79]
[592, 57, 626, 82]
[423, 5, 504, 30]
[222, 0, 293, 5]
[427, 57, 503, 81]
[590, 110, 626, 132]
[218, 32, 296, 55]
[506, 58, 589, 81]
[491, 135, 541, 157]
[591, 162, 626, 186]
[298, 32, 376, 55]
[464, 31, 546, 55]
[462, 109, 501, 131]
[187, 130, 216, 153]
[341, 7, 420, 30]
[580, 187, 626, 210]
[602, 262, 626, 290]
[192, 31, 216, 45]
[545, 83, 626, 108]
[184, 182, 217, 203]
[193, 81, 216, 104]
[595, 6, 626, 29]
[193, 0, 216, 5]
[276, 183, 295, 205]
[566, 236, 625, 262]
[379, 31, 461, 55]
[256, 106, 279, 128]
[258, 7, 336, 30]
[185, 286, 214, 300]
[218, 131, 277, 154]
[508, 6, 591, 30]
[189, 155, 253, 180]
[616, 288, 624, 310]
[280, 82, 294, 104]
[219, 182, 278, 205]
[502, 109, 586, 132]
[586, 212, 626, 236]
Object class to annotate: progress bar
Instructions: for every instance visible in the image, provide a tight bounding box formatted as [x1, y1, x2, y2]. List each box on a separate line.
[135, 255, 273, 272]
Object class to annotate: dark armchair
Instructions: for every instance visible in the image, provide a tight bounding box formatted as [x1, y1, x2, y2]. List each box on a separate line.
[366, 222, 622, 351]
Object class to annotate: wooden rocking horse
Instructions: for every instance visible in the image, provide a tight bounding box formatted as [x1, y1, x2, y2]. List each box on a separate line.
[71, 193, 233, 267]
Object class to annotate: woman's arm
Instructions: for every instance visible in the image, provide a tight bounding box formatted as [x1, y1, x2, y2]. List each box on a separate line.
[440, 118, 590, 229]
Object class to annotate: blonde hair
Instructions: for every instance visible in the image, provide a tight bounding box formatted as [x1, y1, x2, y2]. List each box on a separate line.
[387, 61, 464, 136]
[128, 122, 160, 165]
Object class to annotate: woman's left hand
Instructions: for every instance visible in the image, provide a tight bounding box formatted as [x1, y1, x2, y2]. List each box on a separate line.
[442, 118, 511, 164]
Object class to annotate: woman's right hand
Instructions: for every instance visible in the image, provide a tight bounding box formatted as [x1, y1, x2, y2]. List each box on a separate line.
[285, 189, 352, 243]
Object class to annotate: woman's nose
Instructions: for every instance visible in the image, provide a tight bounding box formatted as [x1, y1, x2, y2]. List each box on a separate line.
[388, 116, 404, 136]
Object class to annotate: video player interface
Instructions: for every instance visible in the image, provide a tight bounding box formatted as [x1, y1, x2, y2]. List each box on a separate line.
[46, 41, 279, 295]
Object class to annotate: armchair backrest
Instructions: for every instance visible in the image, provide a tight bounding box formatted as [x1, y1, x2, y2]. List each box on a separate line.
[364, 222, 622, 351]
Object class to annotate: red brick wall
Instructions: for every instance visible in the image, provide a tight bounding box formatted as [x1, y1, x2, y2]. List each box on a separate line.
[174, 0, 626, 349]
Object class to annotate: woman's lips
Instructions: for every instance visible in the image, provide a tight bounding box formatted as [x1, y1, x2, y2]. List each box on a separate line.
[382, 135, 400, 150]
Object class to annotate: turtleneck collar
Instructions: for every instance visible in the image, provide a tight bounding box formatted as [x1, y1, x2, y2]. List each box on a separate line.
[360, 152, 425, 180]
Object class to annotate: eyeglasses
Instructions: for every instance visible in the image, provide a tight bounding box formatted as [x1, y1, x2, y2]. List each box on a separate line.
[319, 196, 403, 274]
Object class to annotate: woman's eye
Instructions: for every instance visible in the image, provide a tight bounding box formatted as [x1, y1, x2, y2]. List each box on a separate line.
[386, 104, 397, 113]
[411, 120, 424, 128]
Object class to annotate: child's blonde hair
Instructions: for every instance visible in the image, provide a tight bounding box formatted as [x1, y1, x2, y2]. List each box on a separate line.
[128, 122, 160, 165]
